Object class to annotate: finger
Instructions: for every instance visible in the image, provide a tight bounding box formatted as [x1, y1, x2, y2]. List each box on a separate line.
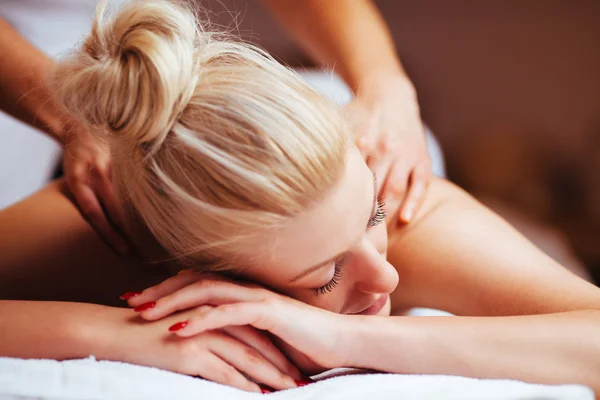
[175, 302, 272, 338]
[142, 280, 268, 321]
[357, 134, 376, 159]
[380, 161, 410, 224]
[197, 350, 261, 392]
[210, 332, 296, 391]
[224, 325, 302, 380]
[354, 118, 380, 159]
[371, 155, 394, 195]
[72, 184, 128, 254]
[398, 162, 431, 224]
[372, 156, 403, 222]
[96, 180, 130, 255]
[126, 269, 203, 308]
[94, 162, 124, 232]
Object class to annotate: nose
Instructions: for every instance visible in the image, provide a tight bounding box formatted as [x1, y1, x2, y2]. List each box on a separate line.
[350, 238, 399, 294]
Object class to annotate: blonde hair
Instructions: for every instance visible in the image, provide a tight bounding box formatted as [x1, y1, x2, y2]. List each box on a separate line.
[52, 0, 349, 269]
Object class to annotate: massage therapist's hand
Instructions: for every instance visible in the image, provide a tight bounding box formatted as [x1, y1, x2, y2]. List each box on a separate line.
[101, 305, 301, 392]
[347, 75, 431, 225]
[127, 272, 359, 373]
[61, 121, 129, 254]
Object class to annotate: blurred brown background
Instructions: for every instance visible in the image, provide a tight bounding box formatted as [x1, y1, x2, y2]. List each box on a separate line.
[203, 0, 600, 283]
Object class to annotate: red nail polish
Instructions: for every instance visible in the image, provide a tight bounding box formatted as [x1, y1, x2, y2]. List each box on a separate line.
[261, 388, 273, 394]
[133, 301, 156, 312]
[294, 379, 313, 387]
[168, 321, 188, 332]
[119, 291, 142, 300]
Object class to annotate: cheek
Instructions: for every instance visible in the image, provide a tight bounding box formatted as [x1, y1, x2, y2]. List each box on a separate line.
[282, 287, 350, 314]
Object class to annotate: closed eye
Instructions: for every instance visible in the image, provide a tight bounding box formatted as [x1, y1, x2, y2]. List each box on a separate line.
[313, 256, 345, 297]
[368, 197, 386, 227]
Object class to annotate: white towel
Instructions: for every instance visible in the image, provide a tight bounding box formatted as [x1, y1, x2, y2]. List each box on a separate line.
[0, 356, 593, 400]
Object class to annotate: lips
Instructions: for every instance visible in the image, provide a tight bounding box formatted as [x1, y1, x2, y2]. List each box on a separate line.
[350, 294, 388, 315]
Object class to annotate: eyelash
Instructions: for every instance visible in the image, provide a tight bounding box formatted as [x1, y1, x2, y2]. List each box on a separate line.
[314, 257, 344, 297]
[312, 197, 386, 297]
[368, 197, 387, 227]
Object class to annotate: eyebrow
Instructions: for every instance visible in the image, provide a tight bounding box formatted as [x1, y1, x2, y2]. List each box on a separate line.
[288, 172, 378, 284]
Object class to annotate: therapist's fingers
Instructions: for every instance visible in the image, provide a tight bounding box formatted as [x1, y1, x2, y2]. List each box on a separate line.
[379, 158, 409, 223]
[398, 161, 430, 224]
[71, 178, 128, 255]
[93, 159, 120, 228]
[93, 163, 131, 254]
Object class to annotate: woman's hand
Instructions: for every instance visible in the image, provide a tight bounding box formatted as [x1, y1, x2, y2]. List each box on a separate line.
[101, 304, 301, 392]
[126, 272, 359, 374]
[61, 122, 129, 254]
[346, 76, 431, 225]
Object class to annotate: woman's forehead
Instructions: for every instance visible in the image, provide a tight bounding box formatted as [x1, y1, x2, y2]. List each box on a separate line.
[243, 147, 373, 282]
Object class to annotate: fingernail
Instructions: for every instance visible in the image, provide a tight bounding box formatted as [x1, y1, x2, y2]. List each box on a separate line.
[261, 387, 273, 394]
[168, 321, 188, 332]
[119, 291, 142, 300]
[294, 379, 313, 387]
[133, 301, 156, 312]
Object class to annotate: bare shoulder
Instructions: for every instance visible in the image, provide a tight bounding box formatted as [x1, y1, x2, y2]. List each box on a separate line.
[386, 178, 600, 316]
[387, 178, 467, 242]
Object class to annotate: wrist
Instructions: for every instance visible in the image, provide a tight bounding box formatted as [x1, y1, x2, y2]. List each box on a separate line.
[356, 73, 416, 102]
[23, 61, 70, 145]
[47, 114, 80, 146]
[74, 305, 133, 362]
[343, 315, 385, 368]
[345, 315, 414, 371]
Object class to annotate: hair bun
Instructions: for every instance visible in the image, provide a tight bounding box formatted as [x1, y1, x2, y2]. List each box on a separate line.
[53, 0, 201, 152]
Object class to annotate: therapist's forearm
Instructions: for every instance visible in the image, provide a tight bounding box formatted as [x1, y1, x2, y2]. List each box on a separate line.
[351, 312, 600, 395]
[261, 0, 407, 92]
[0, 18, 67, 143]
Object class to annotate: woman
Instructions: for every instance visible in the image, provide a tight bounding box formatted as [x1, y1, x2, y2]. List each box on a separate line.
[1, 0, 599, 395]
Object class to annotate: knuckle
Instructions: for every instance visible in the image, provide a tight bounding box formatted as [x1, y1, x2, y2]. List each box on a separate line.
[386, 178, 407, 196]
[65, 173, 79, 186]
[357, 136, 375, 152]
[262, 296, 279, 308]
[196, 277, 219, 290]
[79, 202, 98, 216]
[70, 167, 85, 180]
[95, 163, 110, 177]
[277, 369, 291, 383]
[194, 304, 213, 313]
[243, 347, 262, 364]
[256, 287, 275, 300]
[141, 286, 157, 299]
[381, 138, 401, 154]
[357, 138, 372, 152]
[192, 279, 213, 293]
[255, 333, 275, 351]
[217, 363, 239, 383]
[175, 340, 201, 364]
